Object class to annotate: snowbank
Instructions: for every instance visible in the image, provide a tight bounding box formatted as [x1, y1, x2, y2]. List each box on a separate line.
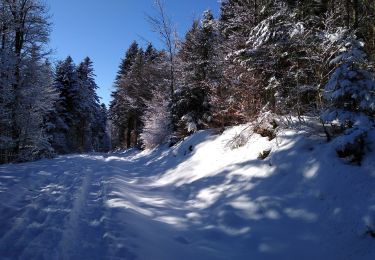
[1, 123, 375, 259]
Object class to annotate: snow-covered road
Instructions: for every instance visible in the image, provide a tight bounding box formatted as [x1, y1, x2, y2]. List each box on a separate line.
[0, 152, 225, 260]
[1, 127, 375, 260]
[0, 155, 109, 259]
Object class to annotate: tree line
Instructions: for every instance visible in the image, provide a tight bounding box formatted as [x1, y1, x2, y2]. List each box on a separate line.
[0, 0, 108, 163]
[1, 0, 374, 163]
[110, 0, 375, 153]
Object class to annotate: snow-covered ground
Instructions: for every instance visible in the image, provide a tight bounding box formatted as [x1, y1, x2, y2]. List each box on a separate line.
[1, 124, 375, 260]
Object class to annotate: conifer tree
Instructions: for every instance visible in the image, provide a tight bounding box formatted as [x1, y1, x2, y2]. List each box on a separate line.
[95, 103, 110, 151]
[76, 57, 104, 152]
[49, 56, 79, 153]
[140, 50, 172, 148]
[109, 42, 139, 148]
[322, 35, 375, 134]
[174, 10, 220, 136]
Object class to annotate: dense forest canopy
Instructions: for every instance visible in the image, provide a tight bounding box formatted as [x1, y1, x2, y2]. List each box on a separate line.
[1, 0, 374, 163]
[109, 0, 375, 156]
[0, 0, 108, 163]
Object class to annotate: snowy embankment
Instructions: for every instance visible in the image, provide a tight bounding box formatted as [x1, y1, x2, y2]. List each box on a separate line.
[1, 122, 375, 259]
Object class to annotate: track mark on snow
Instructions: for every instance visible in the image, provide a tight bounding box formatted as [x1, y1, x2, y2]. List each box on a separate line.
[59, 168, 92, 259]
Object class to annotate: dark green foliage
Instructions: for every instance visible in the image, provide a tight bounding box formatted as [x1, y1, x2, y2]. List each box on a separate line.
[109, 42, 169, 149]
[174, 10, 221, 137]
[258, 149, 271, 160]
[109, 42, 140, 148]
[49, 56, 108, 154]
[336, 133, 366, 165]
[109, 0, 375, 151]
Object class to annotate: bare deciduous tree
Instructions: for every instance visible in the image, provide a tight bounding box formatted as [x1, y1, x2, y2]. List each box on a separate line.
[147, 0, 177, 98]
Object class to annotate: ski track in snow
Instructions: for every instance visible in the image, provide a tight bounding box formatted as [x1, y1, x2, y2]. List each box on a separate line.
[1, 126, 375, 260]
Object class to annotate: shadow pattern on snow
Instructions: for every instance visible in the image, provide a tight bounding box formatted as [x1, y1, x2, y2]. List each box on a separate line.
[101, 129, 375, 260]
[0, 128, 375, 259]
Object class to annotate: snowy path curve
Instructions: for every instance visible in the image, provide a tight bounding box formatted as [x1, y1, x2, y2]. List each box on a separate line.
[1, 128, 375, 260]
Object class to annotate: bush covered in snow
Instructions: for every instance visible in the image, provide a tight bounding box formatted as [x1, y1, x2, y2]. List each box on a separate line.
[321, 35, 375, 164]
[140, 91, 172, 149]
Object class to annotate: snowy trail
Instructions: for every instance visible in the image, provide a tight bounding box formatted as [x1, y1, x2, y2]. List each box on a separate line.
[0, 153, 219, 260]
[0, 156, 110, 259]
[1, 126, 375, 260]
[58, 167, 95, 259]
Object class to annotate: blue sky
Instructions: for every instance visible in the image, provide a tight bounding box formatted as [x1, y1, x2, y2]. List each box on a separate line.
[46, 0, 221, 106]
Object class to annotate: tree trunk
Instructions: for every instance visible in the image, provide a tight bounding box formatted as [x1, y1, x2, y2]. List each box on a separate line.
[10, 1, 27, 157]
[346, 0, 351, 28]
[352, 0, 359, 29]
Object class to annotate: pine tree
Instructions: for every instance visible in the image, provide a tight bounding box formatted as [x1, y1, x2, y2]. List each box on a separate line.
[48, 56, 108, 154]
[217, 0, 270, 123]
[223, 1, 336, 118]
[92, 103, 110, 152]
[109, 42, 139, 148]
[322, 35, 375, 133]
[49, 56, 80, 153]
[145, 43, 159, 62]
[174, 10, 221, 136]
[121, 48, 159, 147]
[140, 50, 173, 149]
[76, 57, 102, 152]
[321, 34, 375, 164]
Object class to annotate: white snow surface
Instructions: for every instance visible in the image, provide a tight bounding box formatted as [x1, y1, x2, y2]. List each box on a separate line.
[1, 124, 375, 259]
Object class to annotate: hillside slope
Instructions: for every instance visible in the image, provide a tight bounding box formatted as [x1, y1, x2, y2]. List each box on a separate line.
[0, 123, 375, 259]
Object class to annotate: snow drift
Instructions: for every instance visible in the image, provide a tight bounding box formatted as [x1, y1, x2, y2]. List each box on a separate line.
[1, 122, 375, 259]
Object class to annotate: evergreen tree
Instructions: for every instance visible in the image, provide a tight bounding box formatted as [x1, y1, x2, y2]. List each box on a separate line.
[49, 56, 79, 153]
[174, 10, 220, 136]
[110, 43, 165, 149]
[76, 57, 102, 152]
[104, 0, 375, 154]
[144, 43, 159, 62]
[109, 42, 139, 148]
[320, 33, 375, 163]
[120, 48, 160, 147]
[222, 1, 335, 118]
[49, 56, 107, 154]
[217, 0, 269, 124]
[140, 51, 173, 149]
[92, 103, 110, 152]
[322, 35, 375, 134]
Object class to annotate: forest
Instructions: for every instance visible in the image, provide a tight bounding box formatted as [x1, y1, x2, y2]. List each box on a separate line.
[1, 0, 375, 164]
[1, 1, 375, 259]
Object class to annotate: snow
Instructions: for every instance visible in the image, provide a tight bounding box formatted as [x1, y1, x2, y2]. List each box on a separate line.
[1, 123, 375, 259]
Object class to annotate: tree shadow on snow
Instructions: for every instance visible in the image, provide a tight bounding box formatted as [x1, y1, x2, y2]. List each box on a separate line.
[141, 132, 375, 259]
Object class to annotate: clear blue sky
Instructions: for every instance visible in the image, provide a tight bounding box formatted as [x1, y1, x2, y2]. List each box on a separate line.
[46, 0, 221, 106]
